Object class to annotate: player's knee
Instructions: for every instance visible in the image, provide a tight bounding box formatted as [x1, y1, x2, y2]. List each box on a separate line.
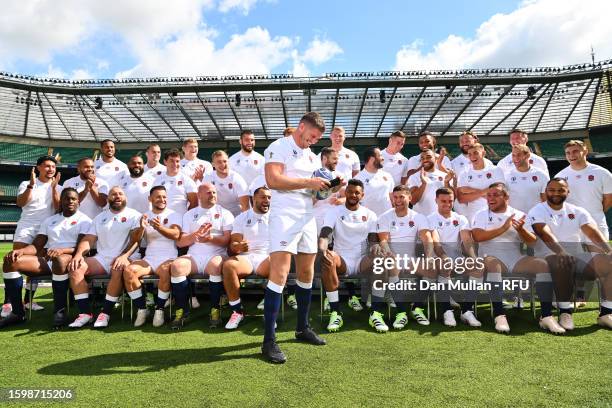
[171, 258, 190, 275]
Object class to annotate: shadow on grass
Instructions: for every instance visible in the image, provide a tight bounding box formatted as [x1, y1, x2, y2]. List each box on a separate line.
[37, 342, 274, 375]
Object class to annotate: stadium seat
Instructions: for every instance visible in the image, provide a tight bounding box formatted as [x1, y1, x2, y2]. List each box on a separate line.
[0, 204, 21, 221]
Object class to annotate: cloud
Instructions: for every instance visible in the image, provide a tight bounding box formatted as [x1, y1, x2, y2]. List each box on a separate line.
[290, 37, 343, 76]
[393, 0, 612, 70]
[218, 0, 259, 15]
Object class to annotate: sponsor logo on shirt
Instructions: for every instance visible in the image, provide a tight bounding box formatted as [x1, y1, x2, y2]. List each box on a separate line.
[280, 240, 287, 247]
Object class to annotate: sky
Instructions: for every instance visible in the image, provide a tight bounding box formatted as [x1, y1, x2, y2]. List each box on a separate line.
[0, 0, 611, 79]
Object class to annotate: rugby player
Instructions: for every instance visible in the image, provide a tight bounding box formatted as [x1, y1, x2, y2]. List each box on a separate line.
[153, 149, 198, 215]
[63, 158, 109, 220]
[180, 138, 213, 183]
[528, 178, 612, 330]
[143, 143, 166, 177]
[456, 143, 505, 223]
[94, 139, 129, 188]
[120, 154, 155, 215]
[380, 130, 409, 186]
[354, 147, 394, 216]
[123, 186, 182, 327]
[450, 131, 493, 175]
[313, 147, 344, 233]
[261, 112, 330, 364]
[406, 131, 452, 179]
[496, 129, 549, 176]
[1, 188, 91, 328]
[471, 183, 558, 334]
[203, 150, 249, 216]
[170, 183, 234, 329]
[426, 187, 482, 327]
[229, 130, 265, 186]
[505, 144, 549, 215]
[222, 186, 272, 330]
[408, 149, 454, 216]
[375, 185, 436, 330]
[67, 187, 144, 328]
[318, 179, 378, 332]
[326, 126, 360, 180]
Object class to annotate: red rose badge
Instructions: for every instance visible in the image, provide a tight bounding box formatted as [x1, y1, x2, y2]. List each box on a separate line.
[452, 220, 459, 226]
[588, 175, 594, 181]
[408, 221, 414, 227]
[70, 220, 77, 225]
[121, 217, 127, 223]
[178, 180, 183, 186]
[362, 216, 367, 221]
[568, 214, 575, 220]
[486, 172, 492, 179]
[214, 213, 220, 219]
[532, 176, 538, 182]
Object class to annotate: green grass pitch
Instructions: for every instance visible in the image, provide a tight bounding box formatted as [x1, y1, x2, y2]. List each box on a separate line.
[0, 242, 610, 407]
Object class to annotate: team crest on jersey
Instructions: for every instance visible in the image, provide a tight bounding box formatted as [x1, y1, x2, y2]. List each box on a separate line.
[157, 171, 162, 175]
[70, 220, 77, 225]
[398, 160, 402, 165]
[115, 167, 119, 171]
[532, 175, 538, 182]
[438, 176, 443, 181]
[228, 183, 233, 189]
[214, 213, 220, 219]
[142, 182, 147, 187]
[121, 217, 127, 223]
[345, 154, 349, 159]
[163, 218, 168, 225]
[254, 160, 258, 165]
[383, 176, 388, 181]
[362, 216, 367, 221]
[588, 175, 594, 181]
[453, 220, 459, 226]
[568, 213, 575, 220]
[178, 180, 183, 186]
[486, 172, 492, 179]
[408, 221, 414, 227]
[529, 159, 533, 164]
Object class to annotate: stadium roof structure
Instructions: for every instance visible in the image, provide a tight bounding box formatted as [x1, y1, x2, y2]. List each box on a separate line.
[1, 60, 612, 143]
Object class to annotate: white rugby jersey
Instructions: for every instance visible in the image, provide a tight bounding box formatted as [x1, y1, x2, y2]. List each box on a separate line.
[353, 169, 394, 216]
[377, 208, 428, 256]
[323, 205, 377, 256]
[380, 149, 409, 186]
[17, 178, 58, 225]
[264, 136, 320, 214]
[182, 204, 234, 257]
[427, 210, 469, 255]
[450, 154, 493, 175]
[527, 202, 594, 256]
[229, 150, 265, 186]
[497, 152, 549, 176]
[152, 172, 197, 215]
[407, 153, 452, 174]
[62, 175, 109, 220]
[456, 164, 505, 223]
[143, 208, 182, 258]
[471, 206, 531, 256]
[180, 158, 213, 180]
[407, 169, 447, 216]
[203, 170, 249, 216]
[319, 147, 360, 182]
[88, 207, 142, 258]
[231, 208, 270, 255]
[555, 163, 612, 233]
[143, 163, 166, 178]
[38, 211, 92, 250]
[94, 158, 128, 189]
[505, 167, 548, 214]
[119, 173, 156, 215]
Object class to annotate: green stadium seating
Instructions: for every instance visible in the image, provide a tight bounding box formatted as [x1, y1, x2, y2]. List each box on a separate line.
[536, 139, 575, 158]
[0, 142, 48, 163]
[0, 204, 21, 222]
[0, 173, 21, 198]
[589, 134, 612, 154]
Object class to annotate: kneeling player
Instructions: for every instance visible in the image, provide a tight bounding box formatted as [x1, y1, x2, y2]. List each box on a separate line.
[67, 187, 144, 328]
[529, 178, 612, 330]
[318, 179, 377, 332]
[222, 186, 272, 329]
[123, 186, 182, 327]
[1, 188, 90, 328]
[472, 182, 559, 334]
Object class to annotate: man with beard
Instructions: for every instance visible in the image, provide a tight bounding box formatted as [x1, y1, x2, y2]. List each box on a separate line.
[170, 183, 234, 329]
[471, 183, 557, 334]
[449, 131, 493, 175]
[313, 147, 344, 233]
[354, 147, 394, 216]
[180, 138, 213, 184]
[222, 186, 272, 330]
[67, 187, 144, 328]
[496, 129, 549, 176]
[229, 130, 265, 186]
[94, 139, 129, 188]
[203, 150, 249, 216]
[318, 179, 378, 332]
[408, 149, 455, 216]
[153, 149, 198, 216]
[528, 178, 612, 330]
[2, 155, 62, 317]
[123, 186, 182, 327]
[406, 131, 452, 179]
[505, 144, 549, 215]
[261, 112, 330, 364]
[120, 155, 155, 215]
[1, 188, 91, 328]
[323, 126, 360, 181]
[143, 144, 166, 177]
[380, 130, 409, 186]
[456, 143, 505, 223]
[63, 158, 109, 219]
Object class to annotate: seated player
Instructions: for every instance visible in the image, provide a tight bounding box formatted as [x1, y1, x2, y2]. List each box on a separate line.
[373, 185, 436, 331]
[122, 186, 182, 327]
[426, 187, 483, 327]
[529, 178, 612, 330]
[1, 188, 91, 328]
[471, 182, 558, 334]
[67, 187, 144, 328]
[170, 183, 234, 329]
[222, 186, 272, 330]
[318, 179, 378, 332]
